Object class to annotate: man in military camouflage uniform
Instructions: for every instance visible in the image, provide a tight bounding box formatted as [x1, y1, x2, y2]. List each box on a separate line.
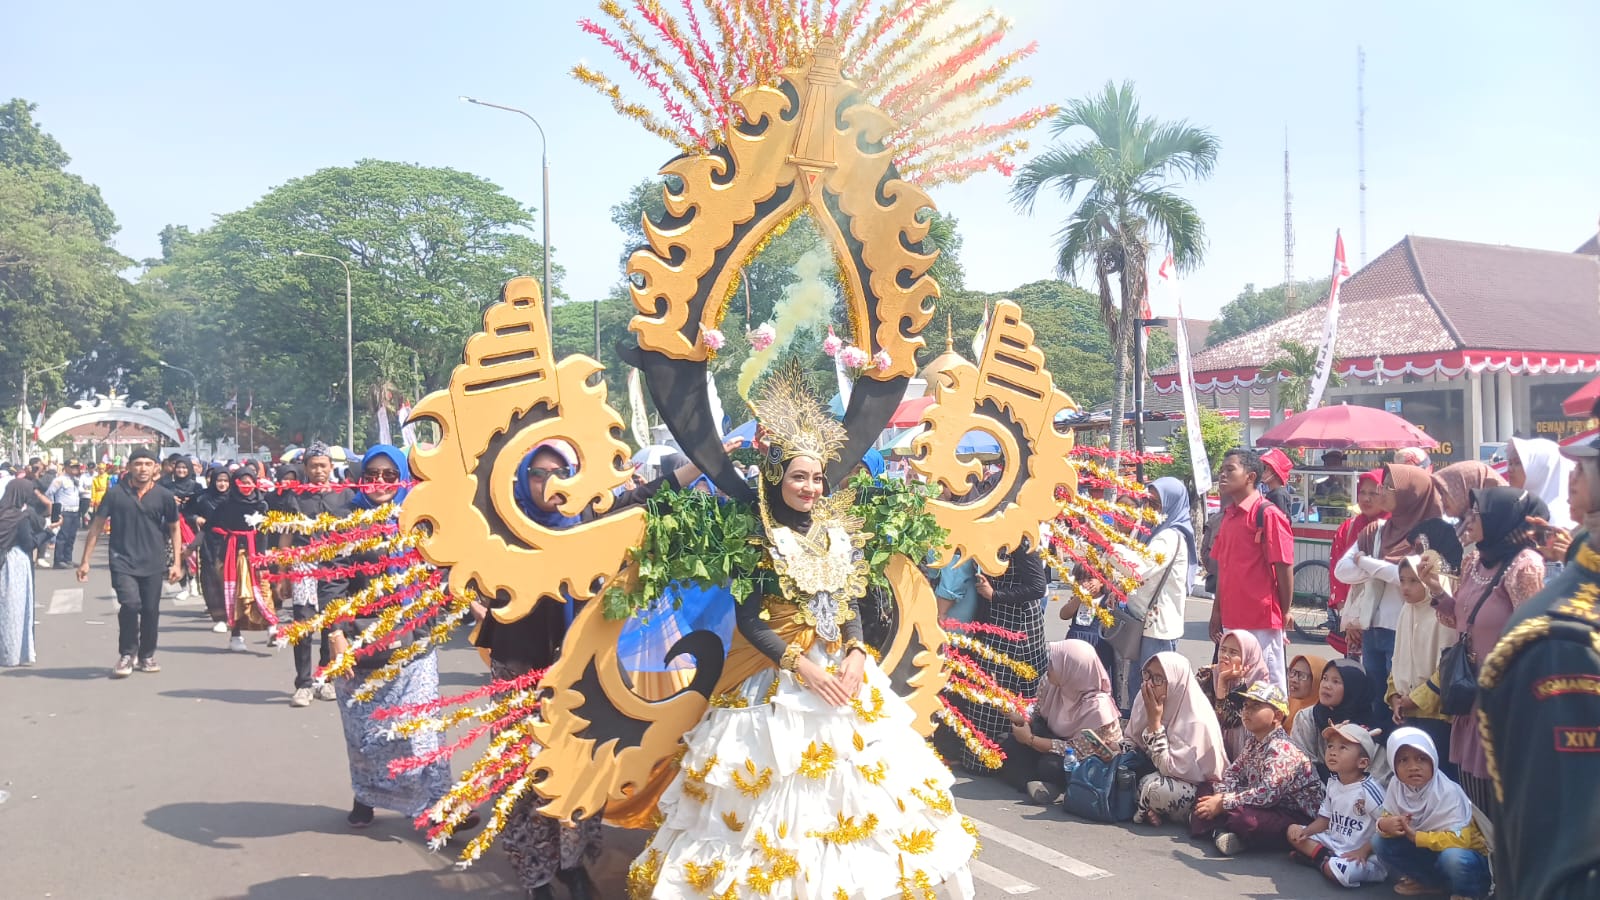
[1478, 405, 1600, 899]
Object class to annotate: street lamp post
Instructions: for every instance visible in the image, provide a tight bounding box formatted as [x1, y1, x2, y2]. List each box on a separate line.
[292, 251, 355, 451]
[20, 360, 71, 459]
[460, 96, 556, 339]
[157, 359, 199, 452]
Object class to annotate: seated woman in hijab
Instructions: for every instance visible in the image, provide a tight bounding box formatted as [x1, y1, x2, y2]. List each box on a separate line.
[1289, 658, 1392, 782]
[1197, 629, 1270, 759]
[1004, 638, 1128, 805]
[1129, 651, 1229, 826]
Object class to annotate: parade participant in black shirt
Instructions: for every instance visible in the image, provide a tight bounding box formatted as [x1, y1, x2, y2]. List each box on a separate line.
[76, 448, 181, 678]
[285, 443, 354, 707]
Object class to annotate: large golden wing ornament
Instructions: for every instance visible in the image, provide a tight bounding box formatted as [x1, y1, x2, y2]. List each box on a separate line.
[911, 300, 1080, 576]
[401, 277, 642, 621]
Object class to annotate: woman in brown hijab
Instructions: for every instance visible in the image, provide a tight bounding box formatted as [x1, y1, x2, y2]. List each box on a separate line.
[1432, 462, 1507, 548]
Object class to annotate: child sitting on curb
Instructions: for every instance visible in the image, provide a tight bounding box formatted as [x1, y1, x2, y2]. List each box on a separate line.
[1189, 681, 1325, 857]
[1374, 727, 1491, 900]
[1287, 722, 1390, 887]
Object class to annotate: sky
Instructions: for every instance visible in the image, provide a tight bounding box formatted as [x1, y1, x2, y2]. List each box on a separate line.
[8, 0, 1600, 322]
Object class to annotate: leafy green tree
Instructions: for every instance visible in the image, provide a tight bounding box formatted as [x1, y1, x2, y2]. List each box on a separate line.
[1011, 81, 1218, 454]
[1205, 276, 1331, 347]
[151, 159, 558, 447]
[1146, 406, 1240, 496]
[1259, 339, 1342, 413]
[0, 99, 133, 430]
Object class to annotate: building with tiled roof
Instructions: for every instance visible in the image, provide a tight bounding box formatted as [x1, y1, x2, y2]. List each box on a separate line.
[1153, 234, 1600, 463]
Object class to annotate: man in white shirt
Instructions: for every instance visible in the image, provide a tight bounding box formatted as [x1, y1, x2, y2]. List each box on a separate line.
[76, 463, 95, 525]
[47, 460, 85, 568]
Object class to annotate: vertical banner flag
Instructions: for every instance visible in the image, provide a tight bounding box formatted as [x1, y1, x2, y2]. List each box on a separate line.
[167, 401, 187, 443]
[396, 399, 417, 447]
[705, 370, 728, 440]
[971, 299, 991, 358]
[32, 401, 46, 440]
[17, 398, 30, 429]
[244, 393, 253, 418]
[224, 391, 238, 412]
[627, 369, 651, 449]
[1159, 253, 1212, 496]
[375, 399, 393, 447]
[1306, 231, 1352, 411]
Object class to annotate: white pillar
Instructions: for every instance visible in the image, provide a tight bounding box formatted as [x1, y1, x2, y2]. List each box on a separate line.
[1496, 370, 1515, 440]
[1481, 372, 1498, 445]
[1268, 383, 1283, 426]
[1467, 371, 1484, 458]
[1239, 388, 1251, 445]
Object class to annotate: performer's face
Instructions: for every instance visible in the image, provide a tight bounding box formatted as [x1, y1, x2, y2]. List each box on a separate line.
[361, 455, 402, 504]
[525, 449, 572, 513]
[780, 455, 825, 514]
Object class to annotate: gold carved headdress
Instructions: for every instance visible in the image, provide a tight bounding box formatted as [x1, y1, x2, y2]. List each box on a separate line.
[749, 360, 848, 481]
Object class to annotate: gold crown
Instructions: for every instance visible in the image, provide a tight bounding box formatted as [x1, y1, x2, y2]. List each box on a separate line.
[749, 360, 847, 474]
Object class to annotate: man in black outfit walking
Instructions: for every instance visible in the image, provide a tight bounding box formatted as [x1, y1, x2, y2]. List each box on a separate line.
[284, 443, 354, 707]
[76, 449, 182, 678]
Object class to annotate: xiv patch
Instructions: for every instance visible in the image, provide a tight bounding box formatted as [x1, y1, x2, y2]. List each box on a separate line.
[1554, 726, 1600, 752]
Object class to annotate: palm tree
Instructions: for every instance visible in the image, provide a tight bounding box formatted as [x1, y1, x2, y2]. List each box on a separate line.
[1259, 339, 1342, 414]
[1011, 81, 1218, 454]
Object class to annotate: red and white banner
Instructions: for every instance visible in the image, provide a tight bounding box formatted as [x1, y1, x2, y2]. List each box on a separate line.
[1306, 231, 1352, 411]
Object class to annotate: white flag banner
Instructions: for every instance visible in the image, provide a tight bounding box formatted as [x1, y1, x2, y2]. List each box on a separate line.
[971, 299, 991, 359]
[834, 352, 853, 410]
[705, 369, 727, 440]
[188, 404, 201, 437]
[627, 369, 651, 449]
[1159, 254, 1212, 496]
[376, 402, 393, 447]
[1306, 231, 1352, 411]
[397, 401, 418, 447]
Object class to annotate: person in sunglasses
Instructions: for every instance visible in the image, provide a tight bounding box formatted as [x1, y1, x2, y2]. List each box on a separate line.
[477, 439, 708, 900]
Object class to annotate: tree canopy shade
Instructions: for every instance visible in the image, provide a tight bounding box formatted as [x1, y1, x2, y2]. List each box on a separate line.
[145, 159, 559, 447]
[1010, 80, 1218, 454]
[1206, 276, 1332, 348]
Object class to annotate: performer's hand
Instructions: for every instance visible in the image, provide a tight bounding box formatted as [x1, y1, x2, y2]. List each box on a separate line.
[75, 562, 89, 583]
[975, 574, 994, 601]
[167, 564, 181, 584]
[837, 650, 866, 699]
[796, 656, 851, 707]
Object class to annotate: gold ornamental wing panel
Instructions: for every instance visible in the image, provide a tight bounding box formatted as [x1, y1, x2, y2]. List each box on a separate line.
[911, 300, 1079, 577]
[401, 276, 643, 622]
[526, 552, 947, 826]
[625, 39, 935, 379]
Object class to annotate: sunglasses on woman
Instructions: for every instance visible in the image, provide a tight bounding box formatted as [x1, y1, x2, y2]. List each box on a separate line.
[526, 465, 572, 481]
[362, 469, 401, 484]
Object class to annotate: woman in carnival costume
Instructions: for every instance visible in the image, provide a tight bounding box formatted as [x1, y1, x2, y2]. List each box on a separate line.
[629, 366, 977, 900]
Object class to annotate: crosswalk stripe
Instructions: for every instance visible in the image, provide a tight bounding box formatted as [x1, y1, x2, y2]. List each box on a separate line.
[969, 859, 1038, 894]
[971, 819, 1113, 881]
[47, 588, 83, 615]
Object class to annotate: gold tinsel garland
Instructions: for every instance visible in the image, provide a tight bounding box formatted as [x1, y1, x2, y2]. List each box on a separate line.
[261, 502, 398, 535]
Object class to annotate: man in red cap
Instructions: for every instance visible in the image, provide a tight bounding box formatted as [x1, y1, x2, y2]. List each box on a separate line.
[1260, 448, 1296, 518]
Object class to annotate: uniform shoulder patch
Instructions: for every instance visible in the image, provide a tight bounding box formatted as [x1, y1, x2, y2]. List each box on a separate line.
[1533, 674, 1600, 700]
[1555, 726, 1600, 752]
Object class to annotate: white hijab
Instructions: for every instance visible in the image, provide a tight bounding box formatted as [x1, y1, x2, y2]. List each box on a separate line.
[1391, 556, 1458, 697]
[1510, 436, 1576, 529]
[1383, 727, 1474, 832]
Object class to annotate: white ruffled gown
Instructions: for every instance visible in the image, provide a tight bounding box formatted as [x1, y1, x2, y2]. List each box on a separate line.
[632, 643, 978, 899]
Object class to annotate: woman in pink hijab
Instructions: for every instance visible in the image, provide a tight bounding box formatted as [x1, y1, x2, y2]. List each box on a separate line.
[1129, 651, 1230, 826]
[1198, 630, 1269, 759]
[1006, 639, 1126, 804]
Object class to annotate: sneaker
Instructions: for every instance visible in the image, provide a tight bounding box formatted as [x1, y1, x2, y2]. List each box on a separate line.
[175, 587, 191, 601]
[1025, 780, 1056, 805]
[212, 621, 229, 633]
[1214, 832, 1244, 856]
[228, 635, 247, 652]
[290, 687, 314, 708]
[135, 657, 161, 673]
[268, 629, 288, 649]
[347, 799, 375, 828]
[35, 558, 51, 569]
[112, 655, 135, 678]
[315, 682, 337, 702]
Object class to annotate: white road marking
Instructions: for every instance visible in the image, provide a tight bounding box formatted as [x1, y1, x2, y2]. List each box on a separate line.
[972, 819, 1113, 881]
[47, 588, 83, 615]
[970, 859, 1039, 894]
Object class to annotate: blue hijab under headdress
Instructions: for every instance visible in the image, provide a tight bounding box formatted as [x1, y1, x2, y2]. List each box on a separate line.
[353, 444, 411, 510]
[1146, 476, 1198, 584]
[512, 444, 582, 529]
[860, 447, 886, 479]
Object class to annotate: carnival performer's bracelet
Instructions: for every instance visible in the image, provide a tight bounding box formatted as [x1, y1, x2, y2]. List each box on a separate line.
[842, 639, 872, 660]
[779, 642, 804, 672]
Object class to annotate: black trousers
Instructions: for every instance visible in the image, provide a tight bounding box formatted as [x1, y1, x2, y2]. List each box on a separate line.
[292, 602, 332, 688]
[112, 570, 164, 659]
[53, 511, 80, 566]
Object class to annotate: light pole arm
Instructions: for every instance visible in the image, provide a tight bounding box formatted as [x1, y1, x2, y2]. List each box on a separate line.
[461, 96, 554, 335]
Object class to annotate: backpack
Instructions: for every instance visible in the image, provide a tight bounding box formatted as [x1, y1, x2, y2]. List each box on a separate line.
[1062, 749, 1141, 823]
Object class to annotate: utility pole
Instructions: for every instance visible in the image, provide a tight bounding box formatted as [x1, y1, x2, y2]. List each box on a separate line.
[1357, 46, 1368, 266]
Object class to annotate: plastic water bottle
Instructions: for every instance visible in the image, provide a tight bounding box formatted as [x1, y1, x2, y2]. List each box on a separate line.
[1061, 748, 1080, 778]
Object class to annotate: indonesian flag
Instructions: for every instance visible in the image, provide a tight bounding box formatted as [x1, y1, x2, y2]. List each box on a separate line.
[31, 400, 45, 440]
[167, 401, 187, 443]
[224, 391, 238, 411]
[15, 399, 28, 429]
[1306, 231, 1352, 411]
[244, 393, 253, 418]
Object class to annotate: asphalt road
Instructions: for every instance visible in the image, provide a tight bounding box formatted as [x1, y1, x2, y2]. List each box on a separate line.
[1, 551, 1346, 899]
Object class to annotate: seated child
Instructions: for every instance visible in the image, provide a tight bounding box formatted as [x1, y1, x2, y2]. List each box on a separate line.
[1373, 727, 1491, 900]
[1287, 722, 1389, 887]
[1189, 681, 1326, 857]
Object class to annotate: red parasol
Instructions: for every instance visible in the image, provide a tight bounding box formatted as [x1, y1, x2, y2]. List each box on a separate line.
[1255, 404, 1438, 450]
[887, 396, 936, 429]
[1563, 374, 1600, 417]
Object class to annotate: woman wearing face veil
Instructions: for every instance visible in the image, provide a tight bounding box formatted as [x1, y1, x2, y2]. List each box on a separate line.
[629, 365, 977, 900]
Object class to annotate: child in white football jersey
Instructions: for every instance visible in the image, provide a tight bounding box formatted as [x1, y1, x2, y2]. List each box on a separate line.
[1287, 722, 1389, 887]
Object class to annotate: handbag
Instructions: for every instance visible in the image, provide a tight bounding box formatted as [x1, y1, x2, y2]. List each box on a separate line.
[1062, 749, 1141, 822]
[1436, 562, 1511, 717]
[1104, 551, 1177, 660]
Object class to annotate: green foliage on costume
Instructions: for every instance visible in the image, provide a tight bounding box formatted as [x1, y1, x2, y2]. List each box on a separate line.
[847, 474, 948, 592]
[602, 485, 763, 621]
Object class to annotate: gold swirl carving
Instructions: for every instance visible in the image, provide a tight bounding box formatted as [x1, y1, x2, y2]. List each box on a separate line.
[910, 300, 1080, 576]
[528, 553, 946, 827]
[400, 276, 643, 622]
[626, 38, 935, 378]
